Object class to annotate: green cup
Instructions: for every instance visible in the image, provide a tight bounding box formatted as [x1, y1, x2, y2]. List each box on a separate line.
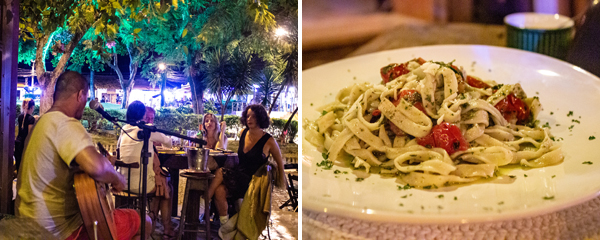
[505, 13, 574, 59]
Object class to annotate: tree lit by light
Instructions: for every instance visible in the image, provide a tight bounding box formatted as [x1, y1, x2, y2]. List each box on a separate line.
[275, 27, 288, 37]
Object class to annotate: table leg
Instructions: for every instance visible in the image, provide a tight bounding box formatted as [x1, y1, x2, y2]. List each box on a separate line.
[170, 168, 179, 217]
[204, 179, 211, 240]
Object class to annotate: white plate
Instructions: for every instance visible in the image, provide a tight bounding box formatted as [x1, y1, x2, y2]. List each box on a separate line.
[302, 45, 600, 224]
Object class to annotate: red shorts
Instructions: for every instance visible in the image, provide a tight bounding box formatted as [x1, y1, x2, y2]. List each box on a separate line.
[66, 209, 140, 240]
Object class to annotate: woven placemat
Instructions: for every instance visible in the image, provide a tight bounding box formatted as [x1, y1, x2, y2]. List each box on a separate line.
[303, 197, 600, 239]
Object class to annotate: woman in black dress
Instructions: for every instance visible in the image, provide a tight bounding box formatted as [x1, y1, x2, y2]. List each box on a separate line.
[14, 98, 36, 172]
[205, 104, 286, 226]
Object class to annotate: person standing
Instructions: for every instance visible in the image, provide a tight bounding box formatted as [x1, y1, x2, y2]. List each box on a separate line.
[14, 98, 35, 173]
[15, 71, 151, 240]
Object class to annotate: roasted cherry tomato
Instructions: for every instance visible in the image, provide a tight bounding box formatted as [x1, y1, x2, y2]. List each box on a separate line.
[417, 122, 469, 155]
[388, 90, 427, 136]
[372, 109, 381, 117]
[494, 93, 530, 124]
[466, 75, 490, 88]
[393, 90, 426, 113]
[380, 63, 410, 84]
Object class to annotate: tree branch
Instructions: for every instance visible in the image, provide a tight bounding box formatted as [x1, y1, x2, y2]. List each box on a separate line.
[34, 34, 50, 79]
[52, 31, 84, 80]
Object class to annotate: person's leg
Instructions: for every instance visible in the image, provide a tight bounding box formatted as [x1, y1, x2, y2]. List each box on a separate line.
[149, 197, 159, 233]
[207, 168, 224, 200]
[214, 184, 228, 218]
[160, 196, 174, 236]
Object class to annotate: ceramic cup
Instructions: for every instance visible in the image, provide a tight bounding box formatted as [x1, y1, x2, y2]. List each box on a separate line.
[505, 12, 574, 59]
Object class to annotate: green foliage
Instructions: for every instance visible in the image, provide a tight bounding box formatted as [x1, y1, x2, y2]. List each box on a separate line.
[204, 100, 218, 114]
[18, 38, 36, 65]
[257, 67, 281, 107]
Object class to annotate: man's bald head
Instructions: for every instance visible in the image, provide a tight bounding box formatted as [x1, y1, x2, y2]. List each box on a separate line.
[53, 71, 89, 102]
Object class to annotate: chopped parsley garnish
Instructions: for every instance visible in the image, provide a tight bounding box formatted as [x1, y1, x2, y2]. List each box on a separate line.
[316, 160, 333, 170]
[569, 125, 574, 130]
[454, 197, 457, 200]
[423, 185, 432, 189]
[356, 178, 365, 182]
[524, 174, 528, 177]
[401, 195, 408, 198]
[399, 203, 404, 207]
[550, 136, 556, 141]
[492, 84, 504, 90]
[552, 175, 556, 178]
[583, 161, 593, 165]
[322, 152, 329, 160]
[590, 136, 596, 140]
[322, 110, 327, 116]
[310, 103, 313, 106]
[543, 196, 555, 200]
[567, 111, 574, 117]
[572, 119, 580, 124]
[550, 112, 554, 115]
[333, 170, 341, 174]
[542, 122, 551, 128]
[509, 175, 516, 178]
[398, 184, 413, 190]
[437, 194, 444, 199]
[498, 201, 504, 205]
[343, 171, 348, 174]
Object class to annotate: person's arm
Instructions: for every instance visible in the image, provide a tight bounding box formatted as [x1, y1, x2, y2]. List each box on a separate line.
[217, 121, 228, 149]
[267, 137, 286, 188]
[150, 132, 172, 148]
[74, 146, 126, 192]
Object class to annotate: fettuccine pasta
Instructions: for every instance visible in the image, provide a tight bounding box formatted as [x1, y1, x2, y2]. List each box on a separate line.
[304, 58, 563, 188]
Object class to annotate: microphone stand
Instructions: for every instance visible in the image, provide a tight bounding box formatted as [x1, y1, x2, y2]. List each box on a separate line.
[111, 118, 206, 237]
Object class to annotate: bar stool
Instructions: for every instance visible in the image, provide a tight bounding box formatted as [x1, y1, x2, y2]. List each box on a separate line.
[177, 171, 214, 240]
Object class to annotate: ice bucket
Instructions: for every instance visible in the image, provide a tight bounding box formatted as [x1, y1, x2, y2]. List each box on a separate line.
[186, 147, 210, 172]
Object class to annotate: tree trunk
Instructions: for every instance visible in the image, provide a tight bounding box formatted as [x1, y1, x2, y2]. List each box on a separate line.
[36, 31, 85, 114]
[89, 71, 95, 100]
[269, 84, 285, 114]
[280, 107, 298, 144]
[38, 72, 55, 115]
[189, 75, 204, 115]
[160, 72, 167, 107]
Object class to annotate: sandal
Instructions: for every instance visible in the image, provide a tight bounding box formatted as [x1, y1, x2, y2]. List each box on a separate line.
[162, 228, 176, 240]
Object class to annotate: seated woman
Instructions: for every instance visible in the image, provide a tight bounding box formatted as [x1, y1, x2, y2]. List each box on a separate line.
[200, 113, 228, 149]
[205, 104, 286, 227]
[117, 101, 175, 239]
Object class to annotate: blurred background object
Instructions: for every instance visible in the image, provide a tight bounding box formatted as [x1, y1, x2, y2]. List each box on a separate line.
[303, 0, 595, 71]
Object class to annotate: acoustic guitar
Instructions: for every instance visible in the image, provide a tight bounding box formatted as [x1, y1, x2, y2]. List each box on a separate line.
[73, 143, 118, 240]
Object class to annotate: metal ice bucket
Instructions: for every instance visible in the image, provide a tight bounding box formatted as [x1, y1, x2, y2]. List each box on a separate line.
[186, 147, 210, 172]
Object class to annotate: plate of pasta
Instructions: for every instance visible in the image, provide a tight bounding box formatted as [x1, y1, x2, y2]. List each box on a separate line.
[302, 45, 600, 223]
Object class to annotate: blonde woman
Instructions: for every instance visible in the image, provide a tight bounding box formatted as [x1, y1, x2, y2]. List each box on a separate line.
[15, 98, 36, 171]
[200, 113, 228, 149]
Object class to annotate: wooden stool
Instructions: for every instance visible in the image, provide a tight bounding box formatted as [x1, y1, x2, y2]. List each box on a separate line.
[177, 171, 214, 240]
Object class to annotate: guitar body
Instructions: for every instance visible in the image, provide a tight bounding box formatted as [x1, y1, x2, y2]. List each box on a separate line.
[73, 143, 118, 240]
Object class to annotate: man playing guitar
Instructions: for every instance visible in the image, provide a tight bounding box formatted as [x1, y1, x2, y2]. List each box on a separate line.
[15, 71, 152, 240]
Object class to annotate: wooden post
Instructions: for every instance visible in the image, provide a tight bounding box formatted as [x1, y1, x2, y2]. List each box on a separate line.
[0, 0, 19, 215]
